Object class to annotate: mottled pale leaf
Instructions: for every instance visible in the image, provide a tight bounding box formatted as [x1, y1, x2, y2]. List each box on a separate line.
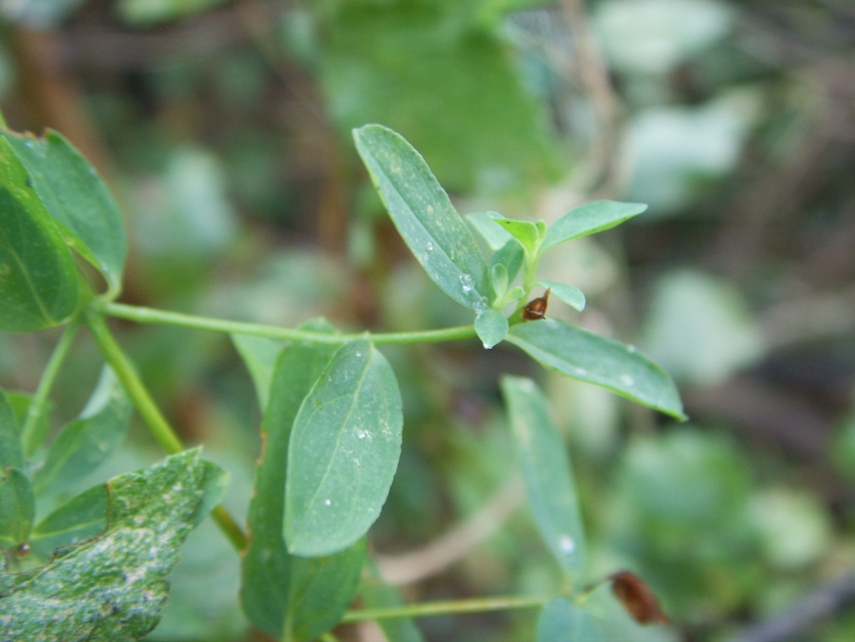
[537, 598, 603, 642]
[0, 137, 78, 332]
[285, 339, 403, 556]
[541, 200, 647, 252]
[475, 309, 509, 349]
[537, 280, 586, 312]
[0, 449, 223, 641]
[32, 367, 132, 496]
[2, 130, 127, 294]
[0, 390, 22, 471]
[353, 125, 489, 312]
[502, 377, 585, 584]
[507, 319, 685, 420]
[0, 468, 34, 546]
[231, 333, 285, 410]
[30, 485, 108, 559]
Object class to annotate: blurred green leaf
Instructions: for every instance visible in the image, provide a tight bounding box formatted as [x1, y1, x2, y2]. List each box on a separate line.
[0, 137, 78, 332]
[354, 124, 489, 312]
[117, 0, 228, 26]
[1, 129, 127, 295]
[507, 319, 685, 420]
[0, 389, 22, 470]
[490, 240, 525, 288]
[32, 367, 132, 496]
[537, 598, 602, 642]
[475, 309, 509, 349]
[359, 560, 425, 642]
[502, 376, 586, 585]
[0, 467, 34, 547]
[0, 449, 222, 640]
[467, 211, 513, 250]
[541, 201, 647, 252]
[285, 339, 402, 557]
[231, 334, 285, 410]
[537, 280, 586, 312]
[30, 485, 108, 559]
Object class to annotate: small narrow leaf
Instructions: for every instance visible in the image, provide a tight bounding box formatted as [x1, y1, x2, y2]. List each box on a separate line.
[0, 389, 23, 470]
[507, 319, 686, 420]
[285, 339, 403, 557]
[537, 598, 603, 642]
[541, 201, 647, 251]
[502, 377, 586, 584]
[475, 309, 509, 349]
[493, 217, 541, 254]
[0, 137, 78, 332]
[354, 125, 489, 311]
[0, 449, 224, 641]
[466, 211, 512, 250]
[1, 129, 127, 294]
[32, 367, 132, 496]
[537, 280, 586, 312]
[0, 468, 34, 546]
[490, 239, 525, 286]
[30, 485, 108, 559]
[231, 333, 286, 410]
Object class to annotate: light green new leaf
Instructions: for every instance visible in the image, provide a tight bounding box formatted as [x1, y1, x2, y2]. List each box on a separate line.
[541, 201, 647, 252]
[32, 367, 132, 496]
[475, 309, 509, 349]
[231, 334, 286, 410]
[285, 339, 403, 557]
[0, 448, 223, 641]
[537, 280, 586, 312]
[493, 217, 541, 254]
[354, 125, 489, 312]
[0, 468, 34, 546]
[0, 390, 22, 471]
[30, 485, 108, 559]
[502, 377, 586, 584]
[507, 319, 686, 420]
[490, 240, 525, 287]
[0, 137, 78, 332]
[2, 130, 127, 295]
[536, 598, 603, 642]
[241, 319, 340, 638]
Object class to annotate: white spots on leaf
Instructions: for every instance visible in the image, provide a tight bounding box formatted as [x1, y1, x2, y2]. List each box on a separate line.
[558, 534, 576, 556]
[620, 374, 635, 387]
[426, 241, 434, 252]
[573, 367, 588, 377]
[324, 498, 332, 506]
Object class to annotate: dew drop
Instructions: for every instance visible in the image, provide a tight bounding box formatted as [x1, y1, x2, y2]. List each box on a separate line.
[356, 429, 367, 439]
[426, 241, 434, 251]
[628, 344, 638, 354]
[558, 535, 576, 556]
[324, 498, 332, 506]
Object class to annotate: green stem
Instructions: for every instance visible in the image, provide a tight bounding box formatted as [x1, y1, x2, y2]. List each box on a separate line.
[100, 301, 478, 345]
[84, 311, 249, 552]
[342, 594, 554, 623]
[21, 321, 80, 458]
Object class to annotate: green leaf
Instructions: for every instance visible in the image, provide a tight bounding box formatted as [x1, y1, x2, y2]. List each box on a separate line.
[231, 334, 286, 410]
[0, 448, 223, 641]
[189, 460, 229, 528]
[0, 389, 23, 470]
[359, 560, 425, 642]
[507, 319, 686, 420]
[32, 367, 132, 496]
[0, 137, 79, 332]
[286, 539, 366, 641]
[541, 201, 647, 252]
[285, 339, 403, 557]
[0, 468, 34, 547]
[502, 377, 586, 584]
[490, 239, 525, 288]
[241, 319, 339, 637]
[353, 124, 489, 312]
[493, 217, 541, 254]
[475, 309, 509, 349]
[537, 280, 586, 312]
[537, 598, 603, 642]
[467, 211, 513, 250]
[1, 130, 127, 295]
[30, 485, 108, 559]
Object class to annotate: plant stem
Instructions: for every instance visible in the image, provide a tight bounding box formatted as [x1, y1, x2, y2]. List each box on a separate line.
[84, 311, 249, 552]
[100, 301, 478, 345]
[341, 594, 554, 623]
[21, 321, 80, 458]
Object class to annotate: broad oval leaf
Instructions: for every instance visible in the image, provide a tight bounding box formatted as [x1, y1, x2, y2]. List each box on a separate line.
[0, 467, 34, 546]
[354, 125, 489, 312]
[2, 130, 127, 295]
[507, 319, 685, 420]
[30, 484, 108, 559]
[541, 200, 647, 252]
[0, 138, 79, 332]
[0, 389, 23, 470]
[32, 367, 132, 496]
[502, 377, 586, 584]
[285, 339, 403, 557]
[475, 309, 509, 349]
[537, 280, 586, 312]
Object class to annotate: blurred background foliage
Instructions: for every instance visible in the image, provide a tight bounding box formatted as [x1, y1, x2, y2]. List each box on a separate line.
[0, 0, 854, 640]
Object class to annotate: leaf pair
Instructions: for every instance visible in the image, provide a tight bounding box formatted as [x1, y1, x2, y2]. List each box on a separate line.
[0, 128, 126, 332]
